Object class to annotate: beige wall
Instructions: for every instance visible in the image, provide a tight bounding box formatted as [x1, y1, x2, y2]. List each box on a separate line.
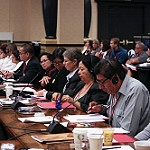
[0, 0, 45, 41]
[0, 0, 98, 43]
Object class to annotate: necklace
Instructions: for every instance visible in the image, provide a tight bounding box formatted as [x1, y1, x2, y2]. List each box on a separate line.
[74, 81, 94, 101]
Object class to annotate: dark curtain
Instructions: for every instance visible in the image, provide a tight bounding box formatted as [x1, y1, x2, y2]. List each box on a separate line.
[42, 0, 58, 39]
[84, 0, 91, 38]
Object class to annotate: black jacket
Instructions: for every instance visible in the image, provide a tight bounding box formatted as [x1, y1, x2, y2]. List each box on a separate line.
[46, 67, 70, 99]
[14, 56, 41, 85]
[63, 70, 81, 97]
[71, 81, 109, 112]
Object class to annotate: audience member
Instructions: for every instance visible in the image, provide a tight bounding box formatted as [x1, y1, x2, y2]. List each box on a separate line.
[88, 58, 150, 136]
[52, 47, 82, 101]
[38, 52, 56, 88]
[61, 55, 109, 112]
[109, 37, 128, 64]
[5, 43, 41, 85]
[95, 39, 111, 59]
[90, 39, 100, 55]
[126, 41, 148, 65]
[34, 48, 69, 99]
[135, 123, 150, 141]
[82, 39, 93, 55]
[125, 42, 149, 78]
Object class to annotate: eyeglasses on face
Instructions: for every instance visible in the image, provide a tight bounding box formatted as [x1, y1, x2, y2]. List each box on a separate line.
[40, 59, 49, 64]
[96, 78, 109, 85]
[19, 52, 26, 55]
[53, 61, 63, 65]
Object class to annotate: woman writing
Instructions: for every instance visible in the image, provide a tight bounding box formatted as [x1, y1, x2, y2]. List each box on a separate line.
[61, 55, 109, 112]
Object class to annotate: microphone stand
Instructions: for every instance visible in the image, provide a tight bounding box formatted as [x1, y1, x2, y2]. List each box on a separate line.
[47, 99, 78, 134]
[11, 71, 41, 110]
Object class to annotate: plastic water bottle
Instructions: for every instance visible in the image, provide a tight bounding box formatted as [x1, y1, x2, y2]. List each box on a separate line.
[55, 98, 62, 109]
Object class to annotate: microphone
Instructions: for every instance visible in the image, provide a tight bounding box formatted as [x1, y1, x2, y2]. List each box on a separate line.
[47, 99, 78, 134]
[11, 71, 42, 110]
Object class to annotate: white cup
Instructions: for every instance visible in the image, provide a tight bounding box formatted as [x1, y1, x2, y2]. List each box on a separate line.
[72, 128, 87, 150]
[4, 82, 13, 86]
[5, 86, 13, 99]
[134, 141, 150, 150]
[88, 134, 103, 150]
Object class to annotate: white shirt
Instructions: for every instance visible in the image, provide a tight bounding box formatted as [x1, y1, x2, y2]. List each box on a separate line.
[0, 56, 16, 71]
[10, 61, 23, 72]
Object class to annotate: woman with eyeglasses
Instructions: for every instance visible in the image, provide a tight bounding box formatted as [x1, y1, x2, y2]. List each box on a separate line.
[38, 52, 56, 88]
[34, 48, 69, 99]
[51, 47, 83, 101]
[61, 54, 109, 112]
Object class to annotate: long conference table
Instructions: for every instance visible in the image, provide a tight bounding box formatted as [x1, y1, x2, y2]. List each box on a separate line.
[0, 98, 135, 150]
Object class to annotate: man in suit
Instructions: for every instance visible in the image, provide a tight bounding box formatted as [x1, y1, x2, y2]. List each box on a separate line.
[6, 43, 41, 85]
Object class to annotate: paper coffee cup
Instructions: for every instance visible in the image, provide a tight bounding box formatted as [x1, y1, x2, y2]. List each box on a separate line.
[5, 86, 13, 99]
[88, 134, 103, 150]
[103, 128, 114, 146]
[72, 128, 87, 150]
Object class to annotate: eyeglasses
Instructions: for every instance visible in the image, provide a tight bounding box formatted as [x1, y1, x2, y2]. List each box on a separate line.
[19, 52, 26, 55]
[40, 59, 49, 64]
[53, 61, 63, 65]
[96, 78, 109, 85]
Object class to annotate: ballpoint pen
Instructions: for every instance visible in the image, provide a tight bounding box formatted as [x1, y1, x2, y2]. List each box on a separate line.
[102, 146, 121, 150]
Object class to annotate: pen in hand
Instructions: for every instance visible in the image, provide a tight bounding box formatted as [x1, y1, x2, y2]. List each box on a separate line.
[86, 103, 100, 113]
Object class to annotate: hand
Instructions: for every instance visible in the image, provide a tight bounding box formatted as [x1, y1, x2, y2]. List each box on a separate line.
[87, 101, 103, 113]
[52, 92, 61, 101]
[4, 72, 13, 79]
[61, 95, 73, 103]
[34, 89, 47, 97]
[39, 76, 51, 87]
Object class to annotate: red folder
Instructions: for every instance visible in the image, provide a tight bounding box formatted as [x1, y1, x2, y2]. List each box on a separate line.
[114, 134, 135, 143]
[37, 101, 74, 109]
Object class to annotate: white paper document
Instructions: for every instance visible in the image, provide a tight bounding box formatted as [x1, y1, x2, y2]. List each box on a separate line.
[13, 83, 33, 87]
[63, 113, 108, 122]
[13, 87, 36, 93]
[0, 99, 32, 105]
[18, 116, 54, 123]
[0, 99, 14, 105]
[138, 62, 150, 67]
[125, 64, 136, 71]
[72, 127, 129, 135]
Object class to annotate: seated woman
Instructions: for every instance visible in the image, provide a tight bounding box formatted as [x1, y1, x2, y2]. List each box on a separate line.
[2, 49, 23, 74]
[38, 52, 56, 88]
[51, 47, 83, 101]
[34, 48, 69, 99]
[0, 44, 9, 71]
[61, 55, 109, 112]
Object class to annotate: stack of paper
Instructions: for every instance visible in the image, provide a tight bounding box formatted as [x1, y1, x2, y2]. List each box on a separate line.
[18, 116, 54, 123]
[64, 113, 108, 122]
[0, 98, 14, 108]
[13, 87, 36, 93]
[31, 133, 73, 143]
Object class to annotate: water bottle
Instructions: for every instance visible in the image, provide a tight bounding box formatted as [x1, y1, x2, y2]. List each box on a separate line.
[55, 98, 62, 110]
